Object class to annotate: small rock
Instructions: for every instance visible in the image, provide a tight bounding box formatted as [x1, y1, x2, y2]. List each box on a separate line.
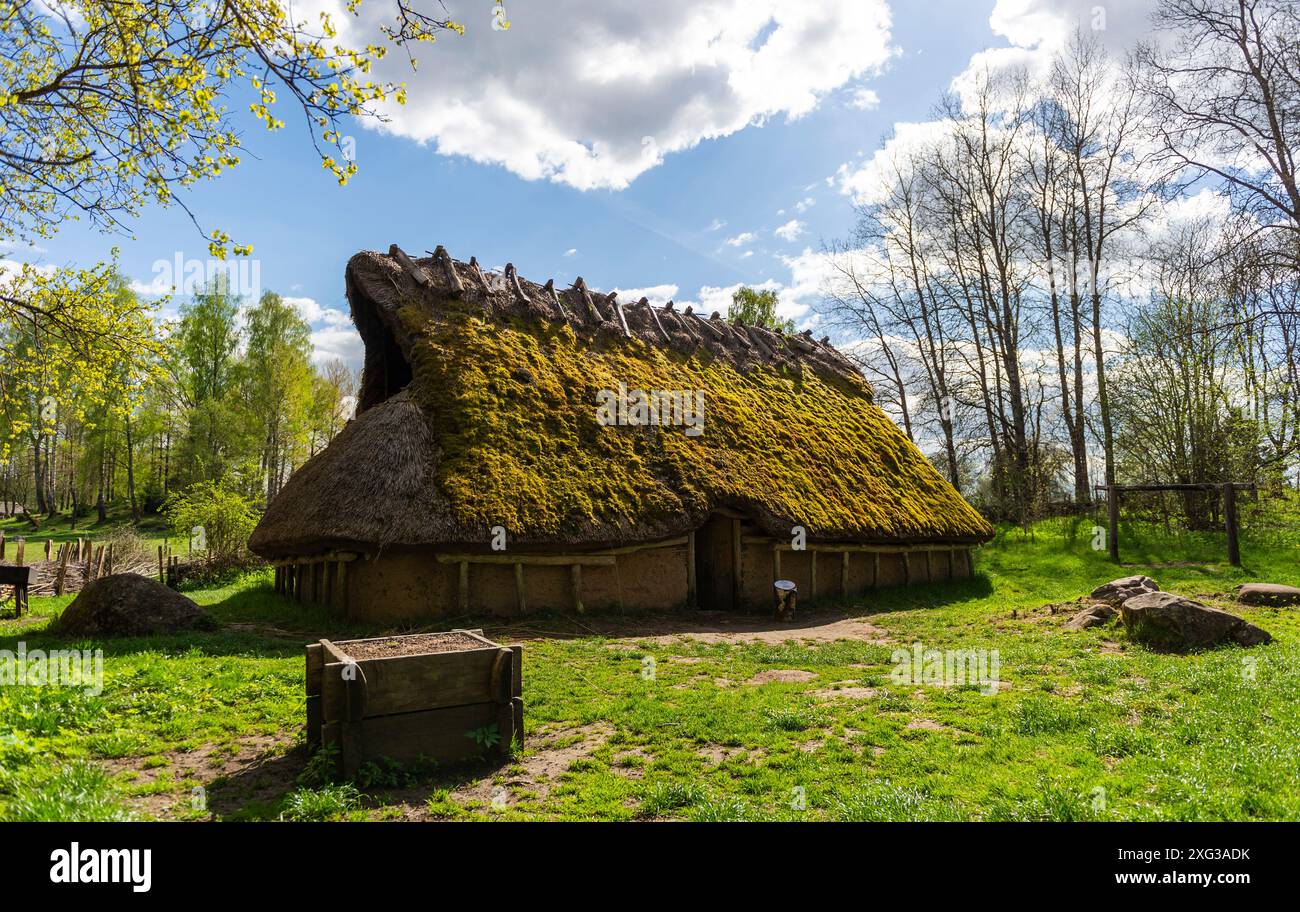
[1120, 591, 1272, 649]
[54, 573, 216, 637]
[1067, 603, 1116, 630]
[1091, 575, 1159, 607]
[1237, 583, 1300, 607]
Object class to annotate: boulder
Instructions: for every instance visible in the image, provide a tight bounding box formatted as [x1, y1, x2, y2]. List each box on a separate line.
[1067, 602, 1116, 630]
[1090, 575, 1159, 608]
[1120, 591, 1272, 649]
[1237, 583, 1300, 607]
[54, 573, 216, 637]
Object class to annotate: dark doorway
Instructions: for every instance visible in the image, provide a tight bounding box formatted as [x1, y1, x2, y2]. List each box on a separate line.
[694, 513, 736, 610]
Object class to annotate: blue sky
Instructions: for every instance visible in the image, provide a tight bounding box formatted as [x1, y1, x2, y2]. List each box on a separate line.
[4, 0, 1146, 369]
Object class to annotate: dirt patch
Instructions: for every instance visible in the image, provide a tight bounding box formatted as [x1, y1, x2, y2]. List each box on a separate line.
[813, 687, 882, 700]
[696, 744, 766, 765]
[338, 631, 485, 659]
[450, 721, 614, 809]
[748, 669, 818, 685]
[905, 718, 950, 732]
[487, 609, 892, 647]
[103, 732, 302, 820]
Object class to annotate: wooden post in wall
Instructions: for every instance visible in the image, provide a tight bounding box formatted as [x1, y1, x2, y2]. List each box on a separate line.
[458, 560, 469, 613]
[809, 550, 817, 601]
[902, 551, 911, 585]
[872, 552, 880, 588]
[731, 519, 743, 608]
[334, 559, 349, 616]
[840, 551, 849, 597]
[571, 563, 584, 613]
[514, 562, 527, 614]
[686, 530, 697, 608]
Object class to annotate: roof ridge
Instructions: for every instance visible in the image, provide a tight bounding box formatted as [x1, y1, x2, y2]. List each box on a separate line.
[376, 244, 869, 395]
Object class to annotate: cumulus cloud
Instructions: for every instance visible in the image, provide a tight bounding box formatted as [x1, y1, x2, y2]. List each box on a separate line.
[847, 86, 881, 110]
[724, 231, 757, 247]
[950, 0, 1159, 99]
[774, 219, 805, 241]
[611, 283, 679, 304]
[331, 0, 895, 190]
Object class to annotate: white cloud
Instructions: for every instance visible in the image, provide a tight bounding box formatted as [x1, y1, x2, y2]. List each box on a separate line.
[774, 219, 805, 241]
[611, 283, 679, 304]
[310, 325, 364, 369]
[334, 0, 895, 190]
[563, 248, 578, 257]
[724, 231, 757, 247]
[283, 295, 326, 324]
[708, 218, 728, 232]
[950, 0, 1159, 101]
[848, 86, 880, 110]
[835, 119, 951, 205]
[794, 196, 816, 213]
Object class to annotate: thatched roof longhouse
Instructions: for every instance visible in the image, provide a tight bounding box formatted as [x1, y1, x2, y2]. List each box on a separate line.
[248, 246, 994, 559]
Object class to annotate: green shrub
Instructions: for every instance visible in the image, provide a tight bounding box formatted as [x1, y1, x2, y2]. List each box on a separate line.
[163, 480, 259, 559]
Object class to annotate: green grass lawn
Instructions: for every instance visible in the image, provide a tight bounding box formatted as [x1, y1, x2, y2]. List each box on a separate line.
[2, 515, 1298, 822]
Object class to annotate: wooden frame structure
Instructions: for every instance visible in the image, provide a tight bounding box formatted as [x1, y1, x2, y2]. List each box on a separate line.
[270, 529, 976, 617]
[1097, 483, 1254, 566]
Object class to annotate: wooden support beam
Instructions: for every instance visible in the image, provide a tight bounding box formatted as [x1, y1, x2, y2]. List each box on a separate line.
[1224, 482, 1241, 567]
[872, 552, 880, 588]
[514, 562, 527, 614]
[436, 553, 616, 566]
[732, 518, 743, 608]
[1107, 485, 1120, 562]
[458, 561, 469, 613]
[947, 549, 955, 579]
[334, 560, 348, 616]
[809, 549, 817, 600]
[841, 551, 849, 597]
[571, 563, 584, 614]
[773, 546, 781, 581]
[925, 549, 934, 583]
[686, 531, 697, 608]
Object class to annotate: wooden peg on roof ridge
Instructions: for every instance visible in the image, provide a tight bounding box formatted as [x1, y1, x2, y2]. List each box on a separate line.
[504, 263, 529, 303]
[432, 245, 464, 296]
[388, 244, 430, 286]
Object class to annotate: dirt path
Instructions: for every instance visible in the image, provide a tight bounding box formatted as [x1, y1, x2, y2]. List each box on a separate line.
[484, 609, 894, 646]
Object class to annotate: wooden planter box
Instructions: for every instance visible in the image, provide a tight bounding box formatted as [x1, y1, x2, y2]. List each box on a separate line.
[305, 629, 523, 776]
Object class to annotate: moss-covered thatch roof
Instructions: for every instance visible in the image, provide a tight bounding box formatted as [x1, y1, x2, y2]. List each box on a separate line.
[248, 246, 993, 557]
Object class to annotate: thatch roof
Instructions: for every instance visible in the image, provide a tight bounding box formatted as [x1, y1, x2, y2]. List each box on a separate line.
[249, 246, 993, 558]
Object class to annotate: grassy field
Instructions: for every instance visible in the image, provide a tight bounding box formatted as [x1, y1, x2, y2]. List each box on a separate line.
[2, 515, 1298, 822]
